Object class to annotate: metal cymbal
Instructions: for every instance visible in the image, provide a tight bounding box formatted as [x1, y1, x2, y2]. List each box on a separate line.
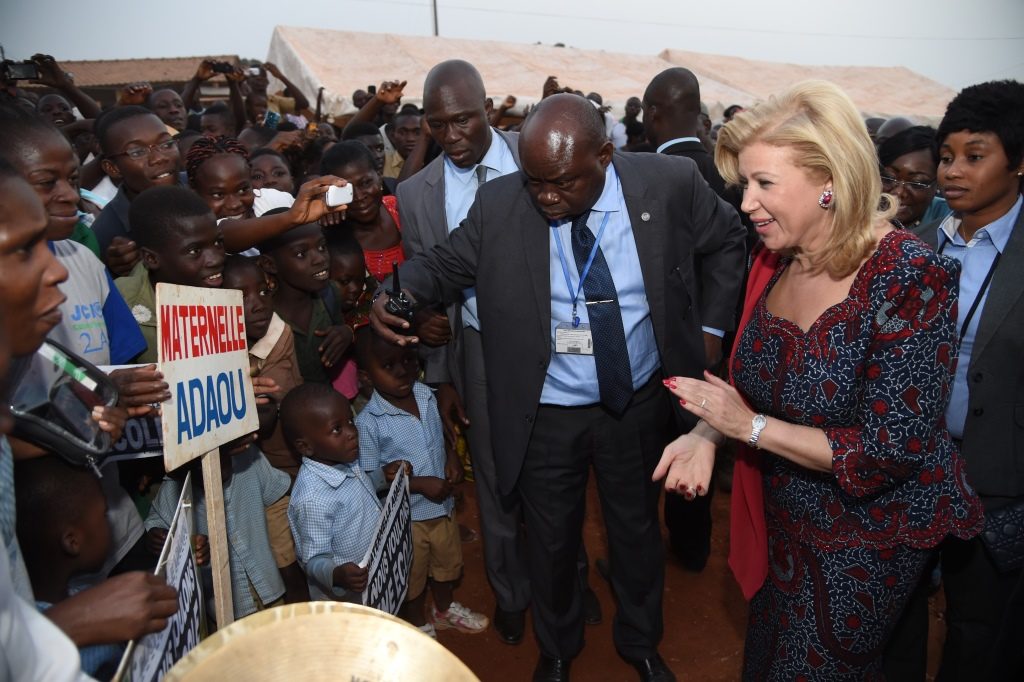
[165, 602, 479, 681]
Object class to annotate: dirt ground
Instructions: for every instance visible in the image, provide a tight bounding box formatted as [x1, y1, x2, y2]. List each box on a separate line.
[437, 476, 946, 681]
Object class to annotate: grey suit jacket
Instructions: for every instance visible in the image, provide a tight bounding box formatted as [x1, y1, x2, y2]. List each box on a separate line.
[396, 129, 521, 393]
[914, 206, 1024, 496]
[397, 151, 747, 493]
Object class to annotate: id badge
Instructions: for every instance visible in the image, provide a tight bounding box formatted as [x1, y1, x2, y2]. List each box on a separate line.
[555, 322, 594, 355]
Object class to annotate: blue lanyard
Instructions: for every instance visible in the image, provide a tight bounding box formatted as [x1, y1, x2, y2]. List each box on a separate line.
[938, 234, 1002, 344]
[552, 212, 611, 328]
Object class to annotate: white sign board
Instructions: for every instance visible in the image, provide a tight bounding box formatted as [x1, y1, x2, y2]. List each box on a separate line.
[156, 284, 258, 470]
[360, 468, 412, 615]
[113, 473, 204, 682]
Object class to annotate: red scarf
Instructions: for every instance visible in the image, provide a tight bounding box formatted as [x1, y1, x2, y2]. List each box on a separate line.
[727, 247, 780, 600]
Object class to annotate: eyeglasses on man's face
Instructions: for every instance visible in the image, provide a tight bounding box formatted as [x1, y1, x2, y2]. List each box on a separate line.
[109, 138, 177, 161]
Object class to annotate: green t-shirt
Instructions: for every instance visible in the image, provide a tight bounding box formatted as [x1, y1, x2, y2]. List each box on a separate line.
[277, 288, 339, 384]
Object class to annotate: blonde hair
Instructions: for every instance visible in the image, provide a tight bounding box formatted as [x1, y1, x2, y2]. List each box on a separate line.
[715, 80, 895, 277]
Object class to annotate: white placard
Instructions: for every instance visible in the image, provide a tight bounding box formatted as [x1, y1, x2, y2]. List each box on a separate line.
[156, 284, 258, 470]
[113, 473, 204, 682]
[360, 468, 412, 615]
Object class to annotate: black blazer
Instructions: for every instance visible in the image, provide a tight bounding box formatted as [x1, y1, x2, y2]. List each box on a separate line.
[397, 151, 747, 494]
[660, 139, 729, 199]
[661, 139, 752, 253]
[913, 204, 1024, 496]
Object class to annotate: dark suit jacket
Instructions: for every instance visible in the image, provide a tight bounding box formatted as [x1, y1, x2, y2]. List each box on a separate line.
[397, 129, 520, 391]
[398, 151, 747, 494]
[661, 140, 728, 198]
[914, 206, 1024, 496]
[661, 140, 751, 252]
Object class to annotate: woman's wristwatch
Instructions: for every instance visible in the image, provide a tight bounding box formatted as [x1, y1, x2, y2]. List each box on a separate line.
[748, 414, 768, 448]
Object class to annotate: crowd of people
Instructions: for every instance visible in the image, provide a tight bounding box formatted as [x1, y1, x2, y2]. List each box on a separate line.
[0, 49, 1022, 682]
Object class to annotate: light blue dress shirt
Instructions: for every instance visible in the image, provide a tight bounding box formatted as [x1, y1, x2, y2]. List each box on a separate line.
[541, 164, 660, 405]
[938, 194, 1022, 439]
[443, 130, 519, 330]
[288, 457, 382, 601]
[357, 382, 455, 522]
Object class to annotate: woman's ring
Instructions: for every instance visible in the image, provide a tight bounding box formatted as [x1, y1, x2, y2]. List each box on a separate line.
[700, 398, 707, 409]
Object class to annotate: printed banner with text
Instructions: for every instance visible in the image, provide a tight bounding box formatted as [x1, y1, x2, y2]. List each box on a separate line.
[156, 284, 258, 470]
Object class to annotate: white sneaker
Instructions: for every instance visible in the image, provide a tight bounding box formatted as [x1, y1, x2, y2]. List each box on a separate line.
[431, 601, 489, 634]
[416, 622, 437, 639]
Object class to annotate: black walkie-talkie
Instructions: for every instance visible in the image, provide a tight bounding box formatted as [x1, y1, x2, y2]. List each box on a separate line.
[384, 261, 415, 326]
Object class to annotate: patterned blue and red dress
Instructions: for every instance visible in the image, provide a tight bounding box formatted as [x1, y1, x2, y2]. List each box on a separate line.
[731, 230, 983, 681]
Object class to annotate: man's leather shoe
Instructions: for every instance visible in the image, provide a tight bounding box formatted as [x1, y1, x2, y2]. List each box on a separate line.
[493, 606, 525, 645]
[625, 653, 676, 681]
[533, 655, 571, 682]
[583, 587, 602, 625]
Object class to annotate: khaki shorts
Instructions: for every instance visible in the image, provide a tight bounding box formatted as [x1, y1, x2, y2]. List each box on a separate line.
[408, 514, 463, 600]
[265, 495, 297, 567]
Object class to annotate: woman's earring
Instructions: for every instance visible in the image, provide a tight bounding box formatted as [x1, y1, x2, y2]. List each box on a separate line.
[818, 189, 834, 209]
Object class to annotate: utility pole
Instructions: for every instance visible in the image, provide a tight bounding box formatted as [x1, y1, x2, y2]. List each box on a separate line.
[431, 0, 439, 36]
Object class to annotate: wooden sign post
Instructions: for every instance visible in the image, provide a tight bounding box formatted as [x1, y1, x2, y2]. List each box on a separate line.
[157, 283, 259, 628]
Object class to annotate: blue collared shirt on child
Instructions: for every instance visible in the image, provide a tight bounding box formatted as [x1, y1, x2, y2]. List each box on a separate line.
[288, 457, 382, 601]
[356, 382, 454, 522]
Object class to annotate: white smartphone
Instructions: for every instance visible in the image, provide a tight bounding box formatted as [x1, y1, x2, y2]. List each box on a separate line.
[325, 184, 354, 207]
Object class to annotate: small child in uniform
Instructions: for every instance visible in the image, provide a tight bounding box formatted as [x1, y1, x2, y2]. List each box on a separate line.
[282, 383, 385, 602]
[355, 326, 488, 637]
[145, 441, 290, 623]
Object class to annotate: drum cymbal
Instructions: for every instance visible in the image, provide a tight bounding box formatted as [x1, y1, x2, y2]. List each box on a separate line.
[165, 602, 479, 681]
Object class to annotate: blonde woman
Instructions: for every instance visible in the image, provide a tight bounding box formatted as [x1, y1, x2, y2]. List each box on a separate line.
[654, 81, 983, 679]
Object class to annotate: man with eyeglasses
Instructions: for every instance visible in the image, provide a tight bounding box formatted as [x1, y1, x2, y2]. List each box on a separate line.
[91, 106, 185, 276]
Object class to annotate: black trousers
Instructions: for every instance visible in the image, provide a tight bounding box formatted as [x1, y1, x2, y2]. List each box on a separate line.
[883, 528, 1024, 681]
[938, 532, 1024, 681]
[518, 375, 672, 660]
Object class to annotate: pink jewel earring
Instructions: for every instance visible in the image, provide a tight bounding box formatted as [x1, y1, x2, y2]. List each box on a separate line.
[818, 189, 833, 209]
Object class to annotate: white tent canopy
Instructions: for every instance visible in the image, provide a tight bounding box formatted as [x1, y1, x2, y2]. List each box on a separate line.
[265, 26, 954, 123]
[659, 49, 955, 122]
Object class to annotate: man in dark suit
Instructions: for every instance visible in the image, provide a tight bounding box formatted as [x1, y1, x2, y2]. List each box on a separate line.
[373, 93, 746, 681]
[642, 67, 746, 572]
[401, 61, 602, 644]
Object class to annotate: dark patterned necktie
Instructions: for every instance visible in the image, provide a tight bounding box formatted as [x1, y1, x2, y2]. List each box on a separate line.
[570, 211, 633, 414]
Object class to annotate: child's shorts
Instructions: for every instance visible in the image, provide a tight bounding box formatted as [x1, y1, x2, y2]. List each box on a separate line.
[407, 514, 463, 600]
[264, 495, 297, 567]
